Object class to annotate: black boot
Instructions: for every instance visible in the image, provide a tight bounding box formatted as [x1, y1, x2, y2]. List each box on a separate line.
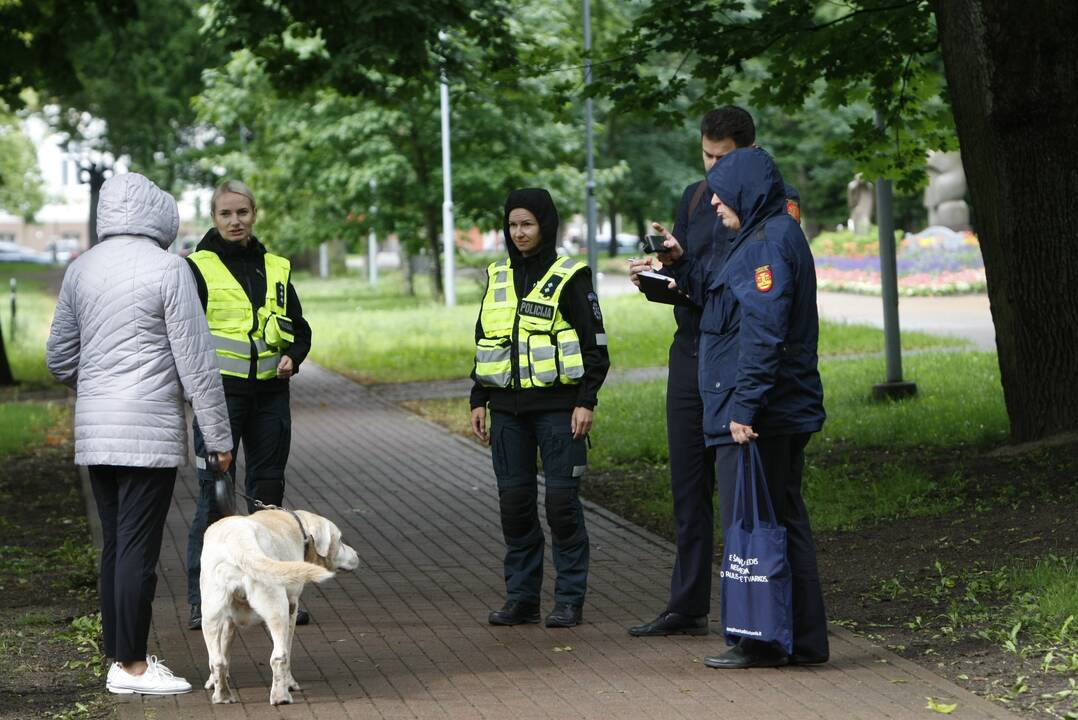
[488, 601, 540, 626]
[188, 604, 201, 631]
[628, 611, 708, 637]
[544, 602, 583, 628]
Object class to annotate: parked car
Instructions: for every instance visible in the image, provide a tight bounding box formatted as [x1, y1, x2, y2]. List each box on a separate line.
[48, 238, 82, 264]
[562, 232, 640, 255]
[0, 241, 52, 265]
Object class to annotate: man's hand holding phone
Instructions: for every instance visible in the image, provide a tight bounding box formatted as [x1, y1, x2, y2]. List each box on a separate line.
[649, 222, 683, 266]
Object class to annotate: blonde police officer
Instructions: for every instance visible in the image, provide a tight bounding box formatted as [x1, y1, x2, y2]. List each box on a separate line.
[470, 188, 610, 629]
[184, 180, 313, 630]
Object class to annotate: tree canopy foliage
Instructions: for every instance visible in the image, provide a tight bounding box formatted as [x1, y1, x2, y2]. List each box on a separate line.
[0, 108, 44, 220]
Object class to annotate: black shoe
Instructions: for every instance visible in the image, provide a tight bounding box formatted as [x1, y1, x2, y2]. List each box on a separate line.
[544, 602, 583, 628]
[789, 652, 828, 665]
[629, 612, 709, 637]
[488, 601, 541, 626]
[704, 643, 789, 669]
[188, 604, 201, 631]
[295, 608, 311, 626]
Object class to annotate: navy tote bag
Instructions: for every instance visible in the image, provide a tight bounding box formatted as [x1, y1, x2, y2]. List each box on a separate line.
[720, 442, 793, 653]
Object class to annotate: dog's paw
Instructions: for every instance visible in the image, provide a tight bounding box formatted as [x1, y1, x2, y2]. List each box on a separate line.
[270, 690, 293, 706]
[212, 690, 237, 704]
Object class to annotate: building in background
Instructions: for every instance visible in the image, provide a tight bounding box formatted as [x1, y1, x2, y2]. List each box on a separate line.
[0, 116, 206, 261]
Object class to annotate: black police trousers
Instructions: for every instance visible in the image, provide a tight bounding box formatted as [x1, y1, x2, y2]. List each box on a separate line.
[187, 387, 292, 605]
[715, 433, 830, 658]
[490, 409, 589, 607]
[89, 465, 176, 663]
[665, 342, 718, 617]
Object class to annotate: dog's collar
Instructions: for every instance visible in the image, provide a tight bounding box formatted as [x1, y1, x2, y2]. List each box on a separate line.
[254, 500, 311, 555]
[286, 508, 311, 554]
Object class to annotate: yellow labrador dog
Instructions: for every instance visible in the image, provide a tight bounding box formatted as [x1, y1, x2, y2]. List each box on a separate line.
[200, 509, 359, 705]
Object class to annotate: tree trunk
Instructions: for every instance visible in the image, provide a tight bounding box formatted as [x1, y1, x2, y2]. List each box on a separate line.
[935, 1, 1078, 441]
[399, 244, 415, 297]
[423, 202, 444, 299]
[0, 322, 14, 386]
[634, 213, 646, 243]
[407, 119, 444, 299]
[607, 202, 619, 257]
[86, 164, 107, 246]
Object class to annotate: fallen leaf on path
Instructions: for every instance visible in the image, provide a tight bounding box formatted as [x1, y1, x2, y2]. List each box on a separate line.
[552, 645, 573, 653]
[926, 697, 958, 714]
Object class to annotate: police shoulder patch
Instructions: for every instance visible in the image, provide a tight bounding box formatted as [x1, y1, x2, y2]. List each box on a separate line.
[786, 199, 801, 225]
[754, 265, 773, 292]
[587, 291, 603, 323]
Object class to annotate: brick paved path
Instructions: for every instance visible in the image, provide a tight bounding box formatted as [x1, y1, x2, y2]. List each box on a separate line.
[103, 363, 1016, 719]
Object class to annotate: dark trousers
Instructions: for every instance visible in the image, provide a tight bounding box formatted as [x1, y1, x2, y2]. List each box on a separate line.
[490, 409, 589, 607]
[666, 343, 717, 616]
[715, 433, 829, 658]
[89, 465, 176, 663]
[186, 388, 291, 604]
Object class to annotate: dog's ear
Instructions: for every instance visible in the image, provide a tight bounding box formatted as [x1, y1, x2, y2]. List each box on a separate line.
[309, 519, 333, 559]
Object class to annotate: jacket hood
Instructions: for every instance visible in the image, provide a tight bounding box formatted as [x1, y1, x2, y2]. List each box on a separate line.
[503, 188, 559, 265]
[706, 147, 787, 240]
[196, 227, 268, 257]
[96, 173, 179, 249]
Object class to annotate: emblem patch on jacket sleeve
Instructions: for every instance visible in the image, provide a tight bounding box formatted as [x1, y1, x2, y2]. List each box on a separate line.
[754, 265, 773, 292]
[587, 291, 603, 323]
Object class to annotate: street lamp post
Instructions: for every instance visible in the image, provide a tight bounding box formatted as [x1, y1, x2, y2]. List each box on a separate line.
[583, 0, 598, 278]
[368, 179, 378, 286]
[872, 112, 917, 400]
[439, 31, 456, 307]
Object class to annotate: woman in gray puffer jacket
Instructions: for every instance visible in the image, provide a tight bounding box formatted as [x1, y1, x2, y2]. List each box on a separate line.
[46, 173, 234, 696]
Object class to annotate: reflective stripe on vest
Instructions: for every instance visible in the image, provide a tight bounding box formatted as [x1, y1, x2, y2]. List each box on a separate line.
[189, 250, 291, 380]
[474, 255, 587, 389]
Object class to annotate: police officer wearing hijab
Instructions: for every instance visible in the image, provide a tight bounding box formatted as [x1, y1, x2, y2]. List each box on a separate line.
[657, 148, 829, 668]
[470, 188, 610, 628]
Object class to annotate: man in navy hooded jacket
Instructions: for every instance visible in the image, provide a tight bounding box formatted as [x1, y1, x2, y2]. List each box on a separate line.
[658, 147, 829, 668]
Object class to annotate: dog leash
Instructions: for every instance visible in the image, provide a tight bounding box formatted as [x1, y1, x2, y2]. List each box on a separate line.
[204, 453, 311, 555]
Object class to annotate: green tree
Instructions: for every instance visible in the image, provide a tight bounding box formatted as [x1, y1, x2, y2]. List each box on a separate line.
[2, 0, 223, 243]
[192, 47, 585, 293]
[597, 0, 1077, 442]
[0, 108, 45, 221]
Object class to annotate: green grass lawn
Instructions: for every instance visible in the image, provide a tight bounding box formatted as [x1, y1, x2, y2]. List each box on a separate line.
[404, 350, 1008, 533]
[0, 263, 60, 387]
[296, 271, 966, 383]
[0, 403, 64, 457]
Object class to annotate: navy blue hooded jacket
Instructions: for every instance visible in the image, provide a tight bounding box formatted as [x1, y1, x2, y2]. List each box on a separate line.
[670, 148, 824, 446]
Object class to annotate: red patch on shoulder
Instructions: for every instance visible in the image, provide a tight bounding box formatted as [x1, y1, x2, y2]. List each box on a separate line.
[754, 265, 773, 292]
[786, 199, 801, 224]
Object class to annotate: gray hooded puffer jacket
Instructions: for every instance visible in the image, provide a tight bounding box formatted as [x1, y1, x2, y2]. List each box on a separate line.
[46, 173, 232, 467]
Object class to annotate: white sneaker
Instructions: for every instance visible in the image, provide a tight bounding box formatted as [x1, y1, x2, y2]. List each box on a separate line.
[106, 656, 192, 695]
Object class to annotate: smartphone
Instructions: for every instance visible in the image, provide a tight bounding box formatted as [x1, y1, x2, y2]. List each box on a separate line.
[642, 235, 669, 254]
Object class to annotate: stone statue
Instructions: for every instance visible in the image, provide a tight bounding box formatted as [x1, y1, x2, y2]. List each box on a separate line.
[847, 173, 874, 235]
[924, 151, 970, 231]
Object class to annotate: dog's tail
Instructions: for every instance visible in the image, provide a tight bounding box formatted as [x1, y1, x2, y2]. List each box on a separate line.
[234, 542, 335, 586]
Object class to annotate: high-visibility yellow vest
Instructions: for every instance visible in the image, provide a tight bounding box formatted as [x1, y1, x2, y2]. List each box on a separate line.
[475, 255, 586, 389]
[188, 250, 294, 380]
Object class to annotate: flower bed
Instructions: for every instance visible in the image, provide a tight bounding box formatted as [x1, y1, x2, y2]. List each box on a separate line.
[812, 227, 986, 296]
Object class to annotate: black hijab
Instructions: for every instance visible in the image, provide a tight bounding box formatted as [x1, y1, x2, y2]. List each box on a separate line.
[503, 188, 559, 264]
